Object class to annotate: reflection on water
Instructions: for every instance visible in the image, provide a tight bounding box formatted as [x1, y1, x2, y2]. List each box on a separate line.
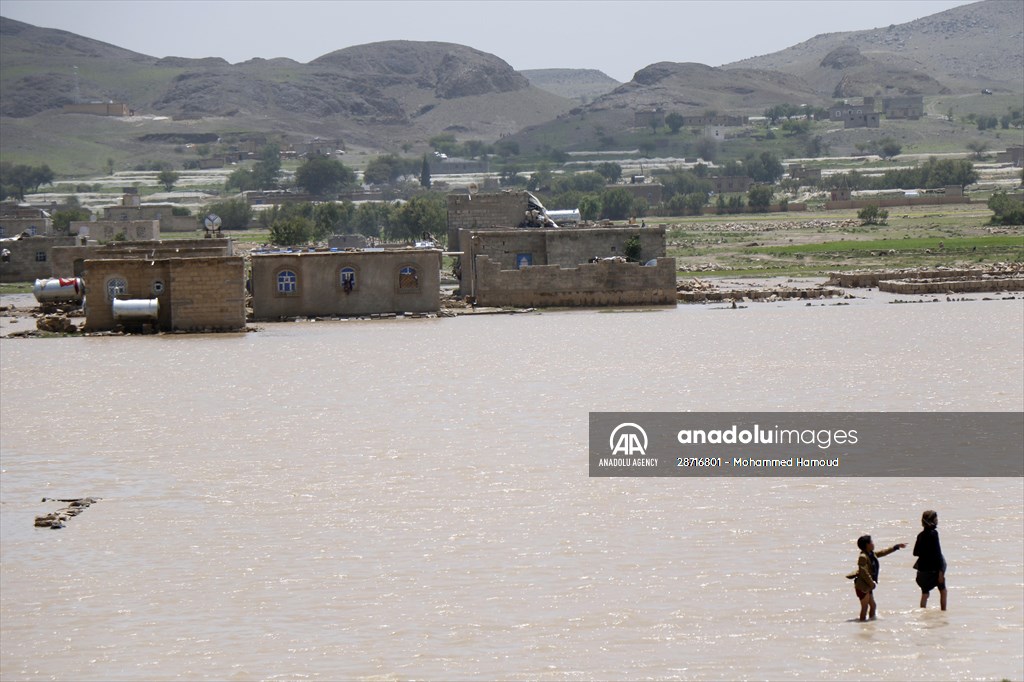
[2, 300, 1022, 680]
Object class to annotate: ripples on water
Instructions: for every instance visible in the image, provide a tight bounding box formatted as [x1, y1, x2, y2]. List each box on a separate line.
[2, 301, 1022, 680]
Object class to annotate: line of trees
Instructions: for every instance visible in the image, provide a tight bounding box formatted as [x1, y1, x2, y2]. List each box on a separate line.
[828, 158, 979, 192]
[253, 194, 448, 246]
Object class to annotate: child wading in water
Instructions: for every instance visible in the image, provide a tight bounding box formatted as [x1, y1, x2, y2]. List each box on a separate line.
[847, 534, 906, 621]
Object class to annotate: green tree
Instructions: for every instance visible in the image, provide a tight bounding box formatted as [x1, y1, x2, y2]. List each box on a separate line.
[695, 137, 719, 163]
[665, 112, 685, 134]
[157, 169, 180, 191]
[747, 184, 774, 211]
[363, 154, 415, 186]
[390, 194, 446, 241]
[420, 154, 431, 188]
[269, 216, 313, 246]
[857, 205, 889, 225]
[966, 140, 988, 160]
[105, 158, 115, 175]
[600, 188, 635, 220]
[51, 208, 91, 234]
[353, 202, 393, 238]
[579, 195, 601, 221]
[312, 202, 346, 241]
[253, 144, 282, 189]
[988, 191, 1024, 225]
[685, 192, 708, 216]
[595, 162, 622, 183]
[877, 138, 902, 160]
[201, 199, 252, 230]
[745, 152, 784, 183]
[295, 156, 356, 196]
[623, 235, 642, 261]
[429, 133, 458, 156]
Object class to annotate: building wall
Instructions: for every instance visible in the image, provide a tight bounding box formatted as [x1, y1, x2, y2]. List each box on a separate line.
[473, 257, 677, 308]
[327, 234, 368, 250]
[824, 195, 971, 210]
[882, 96, 924, 119]
[712, 176, 754, 193]
[0, 205, 53, 237]
[51, 239, 234, 278]
[447, 191, 532, 247]
[61, 102, 130, 116]
[70, 220, 160, 242]
[100, 205, 197, 232]
[83, 256, 245, 332]
[612, 183, 664, 205]
[0, 236, 80, 282]
[458, 226, 667, 297]
[251, 250, 442, 319]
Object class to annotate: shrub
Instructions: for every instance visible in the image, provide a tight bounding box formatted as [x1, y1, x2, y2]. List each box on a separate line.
[858, 205, 889, 225]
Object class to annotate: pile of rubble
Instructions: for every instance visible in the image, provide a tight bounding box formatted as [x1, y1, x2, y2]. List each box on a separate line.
[34, 497, 100, 529]
[676, 277, 845, 303]
[678, 219, 861, 233]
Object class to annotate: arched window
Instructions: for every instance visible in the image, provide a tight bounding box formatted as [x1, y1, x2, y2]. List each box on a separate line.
[277, 270, 298, 294]
[340, 267, 356, 293]
[398, 266, 419, 290]
[106, 277, 127, 301]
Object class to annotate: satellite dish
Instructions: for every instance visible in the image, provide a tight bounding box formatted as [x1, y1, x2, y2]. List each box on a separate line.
[467, 182, 478, 195]
[204, 214, 222, 231]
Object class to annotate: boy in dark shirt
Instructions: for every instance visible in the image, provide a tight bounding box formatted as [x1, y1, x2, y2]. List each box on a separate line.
[913, 510, 948, 610]
[848, 534, 906, 621]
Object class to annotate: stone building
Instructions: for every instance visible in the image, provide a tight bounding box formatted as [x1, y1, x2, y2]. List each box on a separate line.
[99, 190, 196, 232]
[250, 249, 442, 319]
[0, 235, 81, 283]
[613, 182, 664, 206]
[446, 190, 539, 247]
[0, 202, 53, 237]
[472, 257, 677, 308]
[51, 238, 234, 278]
[712, 176, 754, 194]
[881, 95, 924, 120]
[829, 100, 881, 129]
[62, 102, 131, 116]
[70, 219, 160, 242]
[456, 226, 667, 299]
[83, 256, 245, 332]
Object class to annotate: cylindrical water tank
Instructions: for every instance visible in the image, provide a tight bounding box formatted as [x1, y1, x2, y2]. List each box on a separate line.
[33, 278, 84, 303]
[112, 298, 159, 321]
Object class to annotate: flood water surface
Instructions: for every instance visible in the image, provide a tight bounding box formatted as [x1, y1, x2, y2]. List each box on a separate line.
[2, 300, 1023, 680]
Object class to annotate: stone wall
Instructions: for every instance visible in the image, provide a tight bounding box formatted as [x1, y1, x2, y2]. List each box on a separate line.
[827, 269, 980, 288]
[70, 220, 161, 242]
[447, 191, 531, 247]
[83, 256, 245, 332]
[52, 239, 233, 278]
[824, 196, 970, 210]
[458, 226, 667, 298]
[878, 277, 1024, 294]
[0, 236, 80, 283]
[474, 256, 677, 308]
[251, 249, 441, 319]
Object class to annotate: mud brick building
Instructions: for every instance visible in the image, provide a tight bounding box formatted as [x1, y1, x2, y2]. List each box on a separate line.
[83, 256, 245, 332]
[250, 249, 442, 319]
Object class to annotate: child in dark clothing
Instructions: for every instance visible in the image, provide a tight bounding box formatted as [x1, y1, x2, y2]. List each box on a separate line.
[847, 534, 907, 621]
[913, 510, 948, 610]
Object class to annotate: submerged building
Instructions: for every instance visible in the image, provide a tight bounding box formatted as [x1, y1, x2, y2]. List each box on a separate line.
[250, 249, 442, 319]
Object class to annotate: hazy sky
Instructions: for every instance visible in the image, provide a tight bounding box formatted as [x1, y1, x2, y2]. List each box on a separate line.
[1, 0, 976, 82]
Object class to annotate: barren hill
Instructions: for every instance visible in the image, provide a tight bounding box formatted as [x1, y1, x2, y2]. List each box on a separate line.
[521, 69, 621, 103]
[0, 19, 572, 160]
[727, 0, 1023, 96]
